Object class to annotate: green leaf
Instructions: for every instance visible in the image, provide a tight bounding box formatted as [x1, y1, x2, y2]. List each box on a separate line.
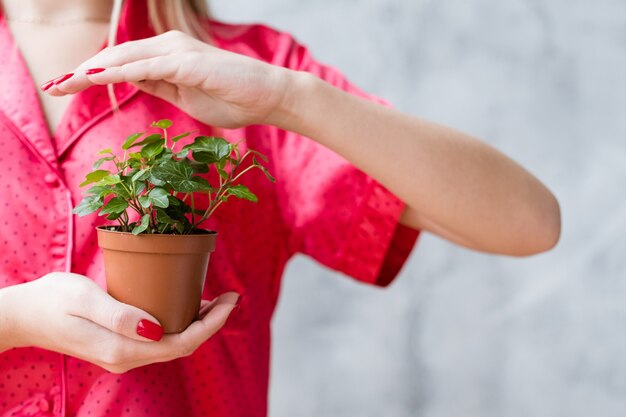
[131, 169, 150, 182]
[72, 195, 102, 216]
[182, 158, 209, 174]
[99, 197, 129, 215]
[254, 162, 276, 182]
[155, 147, 173, 163]
[217, 168, 229, 180]
[263, 169, 276, 182]
[172, 180, 199, 193]
[131, 133, 162, 148]
[138, 195, 151, 208]
[148, 172, 166, 186]
[135, 182, 147, 195]
[128, 159, 142, 170]
[171, 132, 190, 143]
[167, 195, 182, 206]
[152, 160, 194, 181]
[112, 181, 132, 199]
[141, 139, 165, 159]
[121, 132, 144, 150]
[93, 156, 115, 170]
[101, 174, 122, 185]
[79, 170, 111, 187]
[152, 119, 172, 129]
[183, 136, 231, 164]
[128, 152, 143, 160]
[106, 211, 123, 221]
[151, 160, 198, 192]
[163, 201, 192, 234]
[191, 177, 212, 191]
[139, 187, 170, 209]
[148, 187, 170, 208]
[176, 149, 190, 159]
[97, 148, 113, 155]
[155, 208, 176, 224]
[226, 185, 258, 202]
[172, 132, 191, 143]
[132, 214, 151, 235]
[86, 185, 113, 198]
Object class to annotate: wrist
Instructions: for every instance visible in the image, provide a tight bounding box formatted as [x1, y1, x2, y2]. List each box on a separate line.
[265, 69, 321, 133]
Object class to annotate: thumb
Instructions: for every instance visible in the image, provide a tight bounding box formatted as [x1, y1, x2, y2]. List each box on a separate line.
[82, 288, 164, 342]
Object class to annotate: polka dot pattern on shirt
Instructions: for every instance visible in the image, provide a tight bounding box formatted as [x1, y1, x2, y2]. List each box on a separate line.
[0, 2, 419, 416]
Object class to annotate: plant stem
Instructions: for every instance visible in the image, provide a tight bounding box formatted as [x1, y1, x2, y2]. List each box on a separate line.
[190, 193, 196, 226]
[228, 164, 258, 187]
[199, 199, 225, 225]
[128, 200, 144, 218]
[162, 128, 169, 149]
[117, 210, 128, 231]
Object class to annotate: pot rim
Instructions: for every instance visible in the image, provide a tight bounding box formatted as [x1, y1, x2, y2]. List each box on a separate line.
[96, 225, 217, 236]
[96, 225, 218, 254]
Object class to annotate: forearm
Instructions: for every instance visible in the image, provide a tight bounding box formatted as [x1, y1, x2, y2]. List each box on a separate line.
[0, 286, 16, 353]
[272, 72, 561, 256]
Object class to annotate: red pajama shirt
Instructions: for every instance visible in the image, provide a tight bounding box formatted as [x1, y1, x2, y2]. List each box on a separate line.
[0, 1, 419, 416]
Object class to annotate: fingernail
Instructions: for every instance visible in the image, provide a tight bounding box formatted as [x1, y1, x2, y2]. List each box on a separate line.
[85, 68, 106, 75]
[136, 319, 163, 341]
[40, 80, 55, 91]
[52, 73, 74, 85]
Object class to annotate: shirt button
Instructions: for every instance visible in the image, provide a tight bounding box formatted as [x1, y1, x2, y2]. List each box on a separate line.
[43, 173, 59, 187]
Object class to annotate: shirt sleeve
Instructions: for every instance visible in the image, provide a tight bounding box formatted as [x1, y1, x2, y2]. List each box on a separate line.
[270, 34, 420, 287]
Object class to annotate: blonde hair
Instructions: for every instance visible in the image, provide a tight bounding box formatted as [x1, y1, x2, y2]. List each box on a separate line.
[109, 0, 211, 47]
[107, 0, 211, 108]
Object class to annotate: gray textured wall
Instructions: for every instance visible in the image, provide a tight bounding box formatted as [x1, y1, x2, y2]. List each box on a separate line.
[212, 1, 626, 416]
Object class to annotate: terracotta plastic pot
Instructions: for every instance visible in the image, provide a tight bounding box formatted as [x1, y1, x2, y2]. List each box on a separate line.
[96, 226, 217, 334]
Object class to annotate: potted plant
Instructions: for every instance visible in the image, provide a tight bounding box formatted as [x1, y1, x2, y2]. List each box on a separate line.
[73, 119, 274, 333]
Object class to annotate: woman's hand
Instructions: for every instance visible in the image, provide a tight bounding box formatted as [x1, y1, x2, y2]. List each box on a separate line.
[0, 272, 239, 373]
[42, 30, 294, 129]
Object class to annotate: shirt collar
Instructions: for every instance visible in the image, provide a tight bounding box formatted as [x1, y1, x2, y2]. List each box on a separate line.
[0, 2, 150, 163]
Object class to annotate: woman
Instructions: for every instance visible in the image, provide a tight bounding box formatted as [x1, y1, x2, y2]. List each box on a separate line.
[0, 0, 561, 415]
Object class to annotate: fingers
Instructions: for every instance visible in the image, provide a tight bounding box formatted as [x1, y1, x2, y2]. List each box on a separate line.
[48, 55, 207, 98]
[45, 57, 171, 96]
[43, 30, 202, 96]
[136, 292, 240, 363]
[72, 281, 164, 342]
[66, 292, 239, 373]
[79, 37, 175, 69]
[22, 273, 240, 373]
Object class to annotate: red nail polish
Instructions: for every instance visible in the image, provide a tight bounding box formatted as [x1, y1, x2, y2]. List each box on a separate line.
[52, 73, 74, 85]
[40, 80, 55, 91]
[136, 319, 163, 341]
[232, 295, 243, 312]
[85, 68, 106, 75]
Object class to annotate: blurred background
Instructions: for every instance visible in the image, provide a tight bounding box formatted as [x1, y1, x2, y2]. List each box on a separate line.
[212, 1, 626, 416]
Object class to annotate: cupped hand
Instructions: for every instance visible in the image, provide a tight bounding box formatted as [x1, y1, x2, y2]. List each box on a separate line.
[42, 30, 295, 129]
[0, 272, 239, 373]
